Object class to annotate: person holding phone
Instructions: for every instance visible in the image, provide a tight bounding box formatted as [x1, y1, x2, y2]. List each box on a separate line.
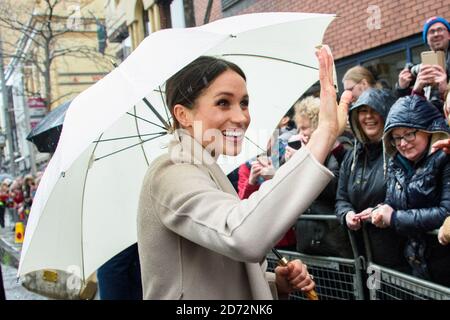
[396, 16, 450, 112]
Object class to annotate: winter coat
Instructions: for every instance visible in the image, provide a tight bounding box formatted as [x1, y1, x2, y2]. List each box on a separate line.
[335, 88, 408, 270]
[383, 95, 450, 285]
[296, 153, 353, 258]
[137, 131, 332, 299]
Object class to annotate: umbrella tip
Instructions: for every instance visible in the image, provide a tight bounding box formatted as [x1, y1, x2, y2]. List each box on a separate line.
[110, 59, 118, 68]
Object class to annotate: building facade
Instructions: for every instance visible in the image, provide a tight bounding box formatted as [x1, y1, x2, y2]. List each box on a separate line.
[192, 0, 450, 90]
[1, 0, 117, 174]
[104, 0, 189, 62]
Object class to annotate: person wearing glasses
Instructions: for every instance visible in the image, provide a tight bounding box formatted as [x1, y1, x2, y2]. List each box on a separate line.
[396, 16, 450, 112]
[371, 95, 450, 286]
[342, 66, 377, 103]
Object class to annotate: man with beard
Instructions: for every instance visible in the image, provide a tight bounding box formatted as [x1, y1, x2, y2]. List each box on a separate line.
[396, 16, 450, 112]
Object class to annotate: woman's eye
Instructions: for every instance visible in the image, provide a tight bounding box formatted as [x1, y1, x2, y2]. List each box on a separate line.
[240, 99, 249, 108]
[217, 99, 229, 107]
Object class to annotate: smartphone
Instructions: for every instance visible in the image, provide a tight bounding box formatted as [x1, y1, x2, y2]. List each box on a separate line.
[287, 139, 302, 150]
[421, 51, 446, 70]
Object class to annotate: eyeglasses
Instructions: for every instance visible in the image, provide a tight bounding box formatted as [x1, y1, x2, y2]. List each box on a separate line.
[428, 27, 447, 36]
[390, 130, 418, 147]
[344, 81, 361, 92]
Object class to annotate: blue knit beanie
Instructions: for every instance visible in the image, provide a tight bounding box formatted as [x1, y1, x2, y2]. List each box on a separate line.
[422, 16, 450, 43]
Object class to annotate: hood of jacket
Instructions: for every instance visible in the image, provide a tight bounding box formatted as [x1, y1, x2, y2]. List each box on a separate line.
[383, 95, 450, 156]
[349, 88, 396, 144]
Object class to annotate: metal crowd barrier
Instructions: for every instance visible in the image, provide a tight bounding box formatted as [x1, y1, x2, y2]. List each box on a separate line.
[266, 214, 450, 300]
[367, 263, 450, 300]
[267, 250, 365, 300]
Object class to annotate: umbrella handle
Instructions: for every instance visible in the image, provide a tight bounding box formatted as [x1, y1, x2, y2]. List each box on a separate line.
[273, 249, 319, 300]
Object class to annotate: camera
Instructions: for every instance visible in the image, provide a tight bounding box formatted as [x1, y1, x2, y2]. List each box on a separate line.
[405, 62, 421, 77]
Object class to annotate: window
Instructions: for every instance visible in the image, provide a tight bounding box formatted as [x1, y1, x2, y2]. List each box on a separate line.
[362, 51, 406, 90]
[335, 34, 425, 91]
[411, 44, 429, 65]
[221, 0, 242, 11]
[143, 7, 151, 37]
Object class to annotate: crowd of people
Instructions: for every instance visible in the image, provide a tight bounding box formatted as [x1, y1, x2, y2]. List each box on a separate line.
[135, 15, 450, 299]
[2, 15, 450, 301]
[227, 15, 450, 288]
[0, 173, 41, 231]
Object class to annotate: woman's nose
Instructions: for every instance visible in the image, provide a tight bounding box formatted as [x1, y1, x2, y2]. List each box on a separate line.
[230, 105, 249, 124]
[399, 138, 408, 148]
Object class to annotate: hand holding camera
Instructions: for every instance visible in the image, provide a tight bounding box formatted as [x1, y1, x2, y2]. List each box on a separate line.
[398, 66, 415, 89]
[402, 50, 447, 92]
[413, 64, 447, 92]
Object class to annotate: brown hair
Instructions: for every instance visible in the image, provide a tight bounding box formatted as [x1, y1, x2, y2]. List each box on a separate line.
[165, 56, 246, 130]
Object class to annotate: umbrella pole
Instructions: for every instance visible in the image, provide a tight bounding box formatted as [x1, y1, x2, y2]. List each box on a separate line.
[142, 98, 171, 130]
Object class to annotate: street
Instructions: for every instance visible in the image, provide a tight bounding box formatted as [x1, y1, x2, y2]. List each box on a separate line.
[2, 263, 48, 300]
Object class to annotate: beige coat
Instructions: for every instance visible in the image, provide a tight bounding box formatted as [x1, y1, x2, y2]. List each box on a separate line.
[137, 132, 332, 299]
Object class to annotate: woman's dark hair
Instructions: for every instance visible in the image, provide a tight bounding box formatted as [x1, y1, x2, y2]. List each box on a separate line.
[165, 56, 246, 130]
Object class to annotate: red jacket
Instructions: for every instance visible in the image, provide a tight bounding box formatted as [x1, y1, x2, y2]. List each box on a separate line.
[237, 163, 296, 249]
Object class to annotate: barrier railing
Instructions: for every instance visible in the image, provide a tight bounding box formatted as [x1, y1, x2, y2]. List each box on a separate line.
[266, 214, 450, 300]
[367, 263, 450, 300]
[267, 250, 365, 300]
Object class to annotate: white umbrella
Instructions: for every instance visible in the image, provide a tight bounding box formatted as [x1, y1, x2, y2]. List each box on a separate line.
[18, 12, 335, 281]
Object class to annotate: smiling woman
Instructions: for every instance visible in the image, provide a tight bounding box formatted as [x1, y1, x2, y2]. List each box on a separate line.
[167, 57, 250, 157]
[335, 88, 410, 272]
[375, 95, 450, 286]
[137, 49, 349, 300]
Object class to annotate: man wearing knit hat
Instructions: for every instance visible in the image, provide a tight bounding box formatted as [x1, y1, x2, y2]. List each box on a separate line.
[396, 16, 450, 112]
[423, 16, 450, 52]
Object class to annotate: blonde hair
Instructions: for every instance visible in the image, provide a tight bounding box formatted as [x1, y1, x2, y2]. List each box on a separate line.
[294, 96, 320, 130]
[343, 65, 376, 86]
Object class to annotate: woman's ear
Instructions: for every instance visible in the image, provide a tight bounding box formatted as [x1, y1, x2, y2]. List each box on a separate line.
[173, 104, 193, 128]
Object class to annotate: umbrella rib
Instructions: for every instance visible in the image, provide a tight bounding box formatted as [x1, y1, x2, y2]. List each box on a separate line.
[133, 105, 151, 167]
[221, 53, 319, 70]
[79, 132, 104, 283]
[158, 85, 172, 129]
[94, 133, 167, 162]
[126, 112, 167, 131]
[244, 135, 266, 153]
[92, 132, 167, 143]
[142, 97, 170, 130]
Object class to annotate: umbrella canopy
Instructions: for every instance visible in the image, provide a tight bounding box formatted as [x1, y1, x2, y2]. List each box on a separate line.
[26, 101, 71, 153]
[19, 12, 336, 281]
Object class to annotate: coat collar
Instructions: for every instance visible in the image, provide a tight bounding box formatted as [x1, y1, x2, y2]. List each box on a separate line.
[169, 129, 218, 166]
